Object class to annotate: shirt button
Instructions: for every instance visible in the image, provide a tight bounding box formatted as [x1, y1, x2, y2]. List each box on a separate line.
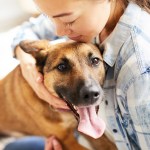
[105, 100, 108, 105]
[113, 129, 118, 133]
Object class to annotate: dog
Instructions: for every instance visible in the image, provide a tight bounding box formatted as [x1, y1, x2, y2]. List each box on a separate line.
[0, 40, 117, 150]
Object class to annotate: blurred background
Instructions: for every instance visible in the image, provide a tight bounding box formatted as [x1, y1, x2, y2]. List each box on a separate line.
[0, 0, 38, 79]
[0, 0, 38, 32]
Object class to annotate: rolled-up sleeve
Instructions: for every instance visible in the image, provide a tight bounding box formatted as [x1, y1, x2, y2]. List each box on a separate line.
[11, 14, 64, 56]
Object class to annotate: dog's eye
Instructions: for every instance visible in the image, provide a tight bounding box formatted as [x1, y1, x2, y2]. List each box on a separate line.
[91, 57, 100, 66]
[57, 63, 68, 72]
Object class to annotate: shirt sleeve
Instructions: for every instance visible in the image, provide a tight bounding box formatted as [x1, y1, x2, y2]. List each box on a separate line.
[11, 14, 65, 57]
[126, 72, 150, 149]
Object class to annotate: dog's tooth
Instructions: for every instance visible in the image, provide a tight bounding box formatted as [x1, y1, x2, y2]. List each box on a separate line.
[73, 105, 77, 110]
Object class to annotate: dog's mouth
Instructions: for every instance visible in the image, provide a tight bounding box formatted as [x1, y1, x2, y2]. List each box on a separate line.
[63, 97, 80, 120]
[62, 96, 106, 139]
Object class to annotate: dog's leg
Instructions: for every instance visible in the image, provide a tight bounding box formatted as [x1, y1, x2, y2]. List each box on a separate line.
[62, 132, 88, 150]
[84, 134, 117, 150]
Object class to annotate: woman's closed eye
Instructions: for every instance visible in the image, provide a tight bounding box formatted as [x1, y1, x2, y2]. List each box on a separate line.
[65, 20, 76, 27]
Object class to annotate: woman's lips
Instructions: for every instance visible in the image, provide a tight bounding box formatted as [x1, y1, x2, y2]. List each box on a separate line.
[69, 35, 82, 41]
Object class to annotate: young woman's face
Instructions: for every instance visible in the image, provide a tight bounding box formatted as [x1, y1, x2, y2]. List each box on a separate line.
[35, 0, 111, 42]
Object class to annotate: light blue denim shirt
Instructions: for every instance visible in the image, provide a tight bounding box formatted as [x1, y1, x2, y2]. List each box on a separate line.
[99, 2, 150, 150]
[11, 2, 150, 150]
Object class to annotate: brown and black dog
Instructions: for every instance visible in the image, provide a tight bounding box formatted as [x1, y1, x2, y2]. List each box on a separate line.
[0, 40, 116, 150]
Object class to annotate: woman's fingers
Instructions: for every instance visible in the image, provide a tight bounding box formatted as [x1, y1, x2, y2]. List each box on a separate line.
[36, 74, 43, 83]
[35, 81, 69, 109]
[52, 139, 63, 150]
[45, 136, 63, 150]
[34, 71, 69, 109]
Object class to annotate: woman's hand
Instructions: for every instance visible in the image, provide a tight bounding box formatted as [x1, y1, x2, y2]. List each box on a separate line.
[15, 46, 69, 110]
[45, 136, 63, 150]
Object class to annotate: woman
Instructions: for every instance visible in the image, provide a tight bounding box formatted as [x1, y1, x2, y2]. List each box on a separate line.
[9, 0, 150, 149]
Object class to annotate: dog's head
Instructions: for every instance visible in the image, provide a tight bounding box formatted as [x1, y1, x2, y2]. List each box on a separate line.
[19, 40, 106, 138]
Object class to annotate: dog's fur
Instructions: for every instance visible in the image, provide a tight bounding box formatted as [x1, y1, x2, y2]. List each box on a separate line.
[0, 40, 117, 150]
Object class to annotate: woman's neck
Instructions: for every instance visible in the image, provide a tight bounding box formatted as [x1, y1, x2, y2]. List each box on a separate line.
[99, 0, 127, 42]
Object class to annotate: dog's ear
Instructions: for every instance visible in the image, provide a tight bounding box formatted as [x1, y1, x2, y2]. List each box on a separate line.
[19, 40, 50, 73]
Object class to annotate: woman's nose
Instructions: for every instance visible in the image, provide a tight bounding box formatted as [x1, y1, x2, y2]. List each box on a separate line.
[56, 24, 72, 36]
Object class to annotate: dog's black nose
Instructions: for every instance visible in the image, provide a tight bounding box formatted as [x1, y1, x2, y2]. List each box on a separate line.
[80, 85, 100, 104]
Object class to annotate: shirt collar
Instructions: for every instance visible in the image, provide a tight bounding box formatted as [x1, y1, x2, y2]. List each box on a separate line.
[101, 2, 141, 67]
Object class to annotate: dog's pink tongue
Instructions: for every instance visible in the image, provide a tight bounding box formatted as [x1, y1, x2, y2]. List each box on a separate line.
[77, 106, 106, 139]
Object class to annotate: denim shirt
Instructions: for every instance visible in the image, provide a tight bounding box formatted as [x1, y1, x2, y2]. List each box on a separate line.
[99, 2, 150, 150]
[11, 2, 150, 150]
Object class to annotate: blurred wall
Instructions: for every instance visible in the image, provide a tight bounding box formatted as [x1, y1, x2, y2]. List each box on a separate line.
[0, 0, 38, 32]
[0, 0, 38, 78]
